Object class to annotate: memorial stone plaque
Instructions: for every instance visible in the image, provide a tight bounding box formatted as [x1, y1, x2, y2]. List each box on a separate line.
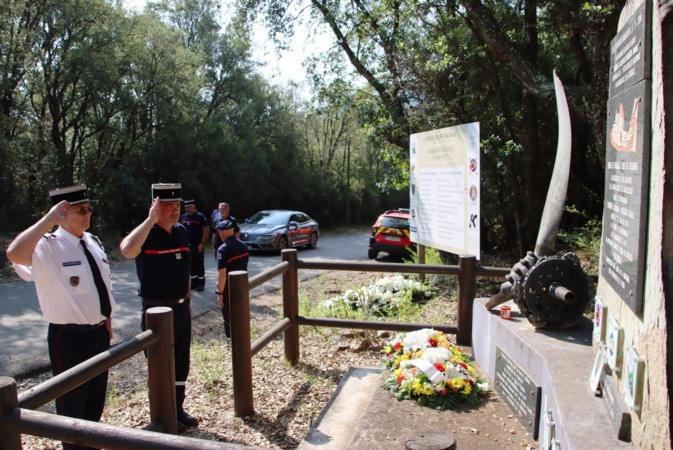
[494, 347, 541, 439]
[601, 1, 652, 314]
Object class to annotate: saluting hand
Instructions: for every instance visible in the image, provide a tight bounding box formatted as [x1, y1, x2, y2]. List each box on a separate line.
[46, 200, 70, 227]
[148, 197, 162, 223]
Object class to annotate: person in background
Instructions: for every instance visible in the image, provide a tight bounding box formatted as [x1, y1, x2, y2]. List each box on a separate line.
[211, 202, 238, 256]
[119, 182, 198, 431]
[215, 219, 249, 338]
[7, 184, 115, 450]
[180, 199, 209, 291]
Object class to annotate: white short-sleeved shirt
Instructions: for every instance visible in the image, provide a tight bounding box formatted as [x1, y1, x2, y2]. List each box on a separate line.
[14, 227, 117, 324]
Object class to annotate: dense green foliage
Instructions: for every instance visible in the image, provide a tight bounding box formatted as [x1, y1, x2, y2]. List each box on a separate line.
[245, 0, 624, 254]
[2, 0, 621, 255]
[1, 0, 401, 237]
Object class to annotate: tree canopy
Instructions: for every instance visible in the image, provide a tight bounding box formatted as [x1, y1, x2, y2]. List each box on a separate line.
[1, 0, 621, 255]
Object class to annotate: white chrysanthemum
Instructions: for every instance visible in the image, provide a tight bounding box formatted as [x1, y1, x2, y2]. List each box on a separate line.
[420, 347, 451, 364]
[403, 328, 436, 350]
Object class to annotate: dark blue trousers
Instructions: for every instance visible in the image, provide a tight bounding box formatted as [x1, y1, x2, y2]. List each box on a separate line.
[48, 322, 110, 450]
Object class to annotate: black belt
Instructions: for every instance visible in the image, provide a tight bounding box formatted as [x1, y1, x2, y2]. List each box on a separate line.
[142, 297, 189, 307]
[50, 321, 106, 330]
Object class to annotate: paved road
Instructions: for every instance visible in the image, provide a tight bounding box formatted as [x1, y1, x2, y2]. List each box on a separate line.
[0, 229, 371, 378]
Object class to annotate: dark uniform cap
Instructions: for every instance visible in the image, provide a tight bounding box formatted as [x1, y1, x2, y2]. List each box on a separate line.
[183, 199, 195, 207]
[152, 183, 182, 202]
[49, 184, 90, 205]
[216, 219, 236, 231]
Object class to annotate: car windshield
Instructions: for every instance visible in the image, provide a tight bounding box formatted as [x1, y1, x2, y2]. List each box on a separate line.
[247, 211, 292, 225]
[381, 216, 409, 229]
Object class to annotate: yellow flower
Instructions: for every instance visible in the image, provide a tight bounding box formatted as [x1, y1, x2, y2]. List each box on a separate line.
[464, 383, 472, 394]
[467, 365, 476, 376]
[449, 377, 466, 391]
[412, 378, 433, 395]
[401, 354, 411, 361]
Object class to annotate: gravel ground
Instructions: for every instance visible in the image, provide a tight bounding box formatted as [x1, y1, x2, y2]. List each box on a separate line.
[17, 270, 534, 449]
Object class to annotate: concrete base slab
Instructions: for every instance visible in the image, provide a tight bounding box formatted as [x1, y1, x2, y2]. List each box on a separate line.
[472, 298, 632, 449]
[299, 366, 383, 450]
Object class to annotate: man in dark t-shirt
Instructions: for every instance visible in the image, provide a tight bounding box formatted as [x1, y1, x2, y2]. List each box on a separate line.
[180, 199, 209, 291]
[120, 182, 198, 431]
[215, 219, 249, 338]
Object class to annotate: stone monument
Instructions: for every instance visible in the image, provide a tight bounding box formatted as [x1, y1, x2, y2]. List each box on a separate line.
[593, 0, 672, 448]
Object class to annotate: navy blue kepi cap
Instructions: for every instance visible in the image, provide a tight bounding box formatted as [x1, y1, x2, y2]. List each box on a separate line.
[49, 184, 90, 205]
[183, 199, 195, 207]
[216, 219, 236, 231]
[152, 183, 181, 202]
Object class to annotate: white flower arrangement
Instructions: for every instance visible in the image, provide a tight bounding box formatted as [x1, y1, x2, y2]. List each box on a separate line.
[322, 275, 432, 317]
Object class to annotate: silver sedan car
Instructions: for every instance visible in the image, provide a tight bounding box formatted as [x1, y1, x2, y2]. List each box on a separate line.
[239, 210, 319, 252]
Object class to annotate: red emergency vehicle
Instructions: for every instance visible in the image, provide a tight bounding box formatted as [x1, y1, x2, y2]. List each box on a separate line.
[368, 208, 414, 259]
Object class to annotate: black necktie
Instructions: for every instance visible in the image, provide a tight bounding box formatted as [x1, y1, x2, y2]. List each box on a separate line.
[80, 239, 112, 319]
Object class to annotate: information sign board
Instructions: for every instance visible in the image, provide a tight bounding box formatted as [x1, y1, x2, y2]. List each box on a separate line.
[409, 123, 480, 257]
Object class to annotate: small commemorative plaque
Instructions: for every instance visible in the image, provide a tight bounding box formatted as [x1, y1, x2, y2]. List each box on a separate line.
[495, 346, 542, 439]
[600, 375, 632, 441]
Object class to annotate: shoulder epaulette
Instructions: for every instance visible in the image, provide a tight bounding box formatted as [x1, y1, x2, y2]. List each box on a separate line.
[43, 233, 56, 240]
[89, 233, 105, 251]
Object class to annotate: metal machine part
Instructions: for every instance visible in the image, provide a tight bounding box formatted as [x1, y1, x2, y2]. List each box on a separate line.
[514, 253, 589, 329]
[488, 252, 590, 329]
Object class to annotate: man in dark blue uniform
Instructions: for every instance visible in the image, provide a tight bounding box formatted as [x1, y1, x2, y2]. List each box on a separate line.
[211, 202, 238, 257]
[180, 199, 209, 291]
[215, 219, 249, 338]
[119, 182, 198, 430]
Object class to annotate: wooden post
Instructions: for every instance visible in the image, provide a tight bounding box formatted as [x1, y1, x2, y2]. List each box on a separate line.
[457, 255, 476, 346]
[146, 307, 177, 434]
[282, 249, 299, 366]
[229, 270, 254, 417]
[0, 377, 22, 449]
[417, 244, 426, 282]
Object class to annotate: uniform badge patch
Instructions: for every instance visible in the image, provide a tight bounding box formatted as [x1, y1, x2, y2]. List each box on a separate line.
[176, 253, 182, 260]
[69, 276, 80, 287]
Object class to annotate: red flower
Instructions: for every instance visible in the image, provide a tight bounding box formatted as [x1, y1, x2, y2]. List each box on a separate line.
[438, 388, 447, 396]
[428, 337, 438, 347]
[396, 374, 405, 385]
[434, 362, 445, 372]
[393, 341, 402, 351]
[459, 361, 468, 370]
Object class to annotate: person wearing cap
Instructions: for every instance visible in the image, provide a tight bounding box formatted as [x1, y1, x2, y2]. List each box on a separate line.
[180, 199, 209, 291]
[215, 219, 249, 338]
[211, 202, 238, 257]
[7, 184, 116, 450]
[119, 183, 198, 430]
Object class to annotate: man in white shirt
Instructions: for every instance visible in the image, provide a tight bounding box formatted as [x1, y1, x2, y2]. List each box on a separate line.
[7, 185, 116, 450]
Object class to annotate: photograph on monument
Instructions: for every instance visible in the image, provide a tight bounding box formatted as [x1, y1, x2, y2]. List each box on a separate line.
[623, 346, 645, 412]
[606, 318, 623, 372]
[593, 296, 608, 345]
[589, 348, 607, 395]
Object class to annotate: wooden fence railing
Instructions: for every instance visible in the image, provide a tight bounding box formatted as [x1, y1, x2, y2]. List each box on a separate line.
[0, 248, 509, 448]
[0, 307, 260, 450]
[229, 249, 509, 417]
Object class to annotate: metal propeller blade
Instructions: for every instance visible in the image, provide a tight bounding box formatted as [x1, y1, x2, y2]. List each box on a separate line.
[534, 71, 572, 257]
[487, 71, 572, 310]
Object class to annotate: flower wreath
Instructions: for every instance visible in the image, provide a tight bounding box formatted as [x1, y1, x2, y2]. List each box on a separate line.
[382, 328, 488, 409]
